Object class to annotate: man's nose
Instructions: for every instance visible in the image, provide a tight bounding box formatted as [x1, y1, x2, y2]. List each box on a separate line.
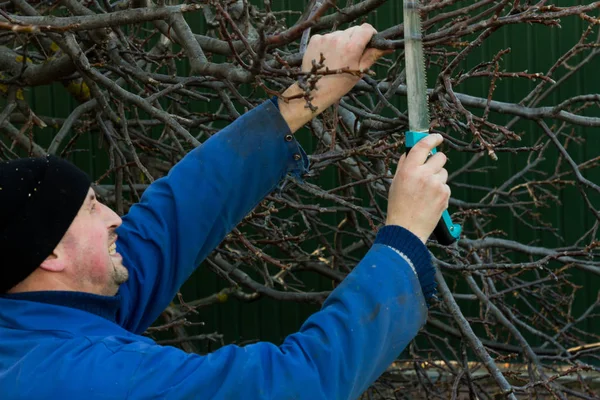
[101, 203, 122, 228]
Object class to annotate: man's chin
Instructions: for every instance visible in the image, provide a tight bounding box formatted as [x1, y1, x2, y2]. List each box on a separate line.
[111, 260, 130, 286]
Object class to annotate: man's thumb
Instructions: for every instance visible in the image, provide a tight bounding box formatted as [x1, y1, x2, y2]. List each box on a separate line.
[359, 48, 394, 70]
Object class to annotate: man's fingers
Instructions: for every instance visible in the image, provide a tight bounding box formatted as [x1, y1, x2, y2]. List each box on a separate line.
[349, 23, 377, 52]
[424, 152, 448, 174]
[344, 25, 361, 39]
[433, 168, 449, 184]
[405, 134, 444, 167]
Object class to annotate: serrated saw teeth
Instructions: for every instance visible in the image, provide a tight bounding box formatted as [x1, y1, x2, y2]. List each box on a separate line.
[403, 0, 431, 133]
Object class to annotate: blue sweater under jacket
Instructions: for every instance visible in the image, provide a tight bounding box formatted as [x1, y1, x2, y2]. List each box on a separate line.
[0, 100, 435, 399]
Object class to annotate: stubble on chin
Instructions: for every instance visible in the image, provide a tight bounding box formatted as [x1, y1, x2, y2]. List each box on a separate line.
[110, 258, 129, 287]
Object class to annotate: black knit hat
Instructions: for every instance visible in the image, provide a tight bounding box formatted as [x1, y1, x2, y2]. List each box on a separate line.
[0, 155, 91, 293]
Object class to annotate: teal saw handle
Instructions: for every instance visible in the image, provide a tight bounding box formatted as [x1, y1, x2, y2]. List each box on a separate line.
[406, 131, 461, 245]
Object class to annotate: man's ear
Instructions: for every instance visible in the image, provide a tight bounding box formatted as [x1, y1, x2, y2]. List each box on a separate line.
[39, 250, 66, 272]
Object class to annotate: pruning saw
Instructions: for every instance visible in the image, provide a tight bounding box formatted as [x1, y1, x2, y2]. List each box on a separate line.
[403, 0, 461, 245]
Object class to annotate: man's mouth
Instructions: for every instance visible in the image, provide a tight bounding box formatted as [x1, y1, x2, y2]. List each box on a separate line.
[109, 242, 117, 255]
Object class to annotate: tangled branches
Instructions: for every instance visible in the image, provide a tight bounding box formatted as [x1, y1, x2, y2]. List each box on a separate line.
[1, 0, 599, 398]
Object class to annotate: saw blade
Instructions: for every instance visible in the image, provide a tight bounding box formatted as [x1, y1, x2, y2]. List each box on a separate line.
[403, 0, 430, 133]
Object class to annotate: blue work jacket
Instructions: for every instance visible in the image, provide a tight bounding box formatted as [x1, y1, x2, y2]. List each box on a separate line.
[0, 100, 434, 399]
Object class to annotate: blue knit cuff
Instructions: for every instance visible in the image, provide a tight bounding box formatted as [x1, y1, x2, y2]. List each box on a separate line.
[270, 96, 280, 109]
[375, 225, 437, 304]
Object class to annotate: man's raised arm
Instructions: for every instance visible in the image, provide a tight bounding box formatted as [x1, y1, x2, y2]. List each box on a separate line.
[57, 132, 451, 400]
[114, 24, 389, 333]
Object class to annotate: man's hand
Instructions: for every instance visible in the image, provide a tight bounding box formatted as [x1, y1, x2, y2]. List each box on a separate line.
[386, 134, 450, 244]
[278, 24, 388, 133]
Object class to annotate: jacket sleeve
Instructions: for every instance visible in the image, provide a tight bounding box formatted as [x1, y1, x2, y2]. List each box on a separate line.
[72, 244, 429, 400]
[114, 99, 309, 333]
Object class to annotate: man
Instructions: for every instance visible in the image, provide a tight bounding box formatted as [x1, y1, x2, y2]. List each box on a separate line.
[0, 24, 450, 399]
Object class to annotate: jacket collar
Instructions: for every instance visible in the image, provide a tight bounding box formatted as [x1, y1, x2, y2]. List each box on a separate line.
[0, 291, 132, 337]
[1, 291, 121, 323]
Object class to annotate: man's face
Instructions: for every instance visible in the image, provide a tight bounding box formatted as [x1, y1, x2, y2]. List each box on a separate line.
[56, 188, 129, 296]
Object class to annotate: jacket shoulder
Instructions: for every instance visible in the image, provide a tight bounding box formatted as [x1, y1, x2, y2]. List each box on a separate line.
[0, 333, 157, 399]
